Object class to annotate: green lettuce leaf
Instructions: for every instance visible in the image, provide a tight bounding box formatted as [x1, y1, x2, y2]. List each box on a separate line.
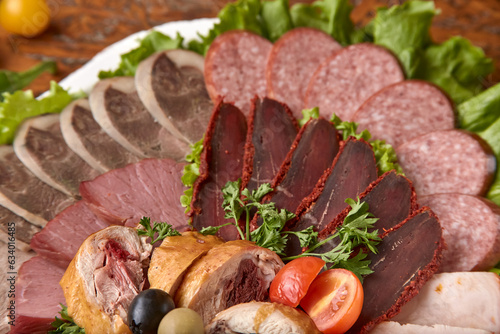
[0, 61, 57, 99]
[99, 31, 184, 78]
[261, 0, 294, 42]
[457, 83, 500, 132]
[477, 115, 500, 206]
[0, 81, 84, 145]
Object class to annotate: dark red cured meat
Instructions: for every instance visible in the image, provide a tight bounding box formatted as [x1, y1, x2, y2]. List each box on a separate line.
[241, 97, 299, 193]
[395, 129, 496, 196]
[204, 30, 272, 116]
[252, 118, 339, 228]
[79, 158, 188, 230]
[420, 193, 500, 272]
[189, 100, 247, 241]
[352, 80, 456, 148]
[346, 208, 444, 334]
[30, 201, 111, 268]
[304, 43, 404, 121]
[10, 256, 66, 334]
[284, 138, 378, 257]
[266, 27, 342, 118]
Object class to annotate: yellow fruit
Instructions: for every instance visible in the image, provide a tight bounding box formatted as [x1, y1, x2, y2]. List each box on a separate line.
[0, 0, 50, 37]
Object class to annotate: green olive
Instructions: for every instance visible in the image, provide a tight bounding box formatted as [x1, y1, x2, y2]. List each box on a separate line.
[157, 308, 205, 334]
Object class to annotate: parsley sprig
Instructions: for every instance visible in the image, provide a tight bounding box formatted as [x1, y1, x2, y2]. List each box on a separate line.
[137, 217, 181, 244]
[180, 137, 204, 213]
[49, 304, 85, 334]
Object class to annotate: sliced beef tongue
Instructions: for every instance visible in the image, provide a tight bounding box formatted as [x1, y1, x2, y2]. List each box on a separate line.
[252, 118, 339, 229]
[0, 145, 76, 227]
[60, 98, 140, 173]
[0, 206, 40, 252]
[204, 31, 273, 116]
[189, 100, 247, 241]
[241, 97, 299, 192]
[352, 80, 456, 148]
[136, 49, 213, 144]
[346, 208, 444, 334]
[13, 113, 101, 197]
[284, 138, 378, 257]
[80, 158, 189, 230]
[89, 77, 189, 161]
[305, 43, 404, 121]
[266, 27, 342, 118]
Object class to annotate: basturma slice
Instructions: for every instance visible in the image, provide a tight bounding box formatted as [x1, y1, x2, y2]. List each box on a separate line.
[284, 138, 378, 257]
[241, 97, 299, 192]
[189, 100, 248, 241]
[252, 118, 339, 229]
[346, 208, 444, 334]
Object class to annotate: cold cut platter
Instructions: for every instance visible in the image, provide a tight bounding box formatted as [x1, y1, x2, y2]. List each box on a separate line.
[2, 0, 500, 333]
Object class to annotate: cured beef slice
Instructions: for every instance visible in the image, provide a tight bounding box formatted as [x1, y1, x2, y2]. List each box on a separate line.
[346, 208, 444, 334]
[0, 206, 40, 252]
[80, 158, 188, 230]
[10, 256, 66, 334]
[175, 240, 284, 325]
[30, 200, 111, 268]
[190, 101, 247, 241]
[13, 114, 101, 197]
[305, 43, 404, 121]
[136, 50, 213, 144]
[89, 77, 189, 161]
[241, 97, 299, 192]
[204, 31, 272, 115]
[60, 98, 140, 173]
[352, 80, 456, 148]
[266, 27, 342, 118]
[0, 145, 75, 227]
[420, 193, 500, 272]
[285, 138, 378, 256]
[396, 129, 496, 196]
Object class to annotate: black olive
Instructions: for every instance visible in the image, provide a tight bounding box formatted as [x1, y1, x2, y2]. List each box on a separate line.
[128, 289, 175, 334]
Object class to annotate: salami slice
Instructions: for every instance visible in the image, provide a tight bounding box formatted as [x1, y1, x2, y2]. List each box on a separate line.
[204, 31, 272, 116]
[352, 80, 456, 148]
[304, 43, 404, 121]
[266, 27, 342, 118]
[420, 193, 500, 272]
[395, 129, 496, 196]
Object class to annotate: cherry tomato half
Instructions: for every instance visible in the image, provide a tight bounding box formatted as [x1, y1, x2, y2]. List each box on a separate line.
[0, 0, 50, 37]
[269, 257, 325, 307]
[300, 268, 363, 334]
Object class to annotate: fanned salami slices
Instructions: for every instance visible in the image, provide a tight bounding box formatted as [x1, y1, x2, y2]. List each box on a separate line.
[266, 27, 342, 118]
[352, 80, 456, 147]
[396, 129, 496, 196]
[204, 31, 272, 115]
[305, 43, 404, 121]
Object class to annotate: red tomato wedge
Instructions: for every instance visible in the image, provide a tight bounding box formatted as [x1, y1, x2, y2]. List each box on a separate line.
[269, 257, 325, 307]
[300, 268, 363, 334]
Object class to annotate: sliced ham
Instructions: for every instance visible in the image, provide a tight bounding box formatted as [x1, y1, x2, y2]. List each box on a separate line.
[0, 206, 40, 252]
[204, 31, 272, 115]
[136, 49, 213, 144]
[60, 98, 140, 173]
[241, 97, 299, 192]
[13, 114, 100, 197]
[30, 200, 111, 268]
[420, 193, 500, 272]
[189, 100, 247, 241]
[266, 27, 342, 118]
[396, 129, 496, 196]
[89, 77, 189, 161]
[305, 43, 404, 121]
[352, 80, 456, 148]
[80, 158, 188, 229]
[0, 145, 75, 227]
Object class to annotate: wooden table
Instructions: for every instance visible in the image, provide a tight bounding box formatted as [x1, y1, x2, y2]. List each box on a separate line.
[0, 0, 499, 96]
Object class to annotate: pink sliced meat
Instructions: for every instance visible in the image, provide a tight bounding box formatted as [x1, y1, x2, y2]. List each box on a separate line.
[420, 193, 500, 272]
[204, 30, 272, 116]
[30, 201, 111, 268]
[352, 80, 456, 148]
[10, 256, 66, 334]
[304, 43, 404, 121]
[266, 27, 342, 118]
[395, 129, 496, 196]
[80, 158, 189, 230]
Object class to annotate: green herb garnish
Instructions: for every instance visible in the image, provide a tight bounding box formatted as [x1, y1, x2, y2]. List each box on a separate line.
[180, 137, 204, 213]
[298, 107, 319, 127]
[49, 304, 85, 334]
[137, 217, 181, 244]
